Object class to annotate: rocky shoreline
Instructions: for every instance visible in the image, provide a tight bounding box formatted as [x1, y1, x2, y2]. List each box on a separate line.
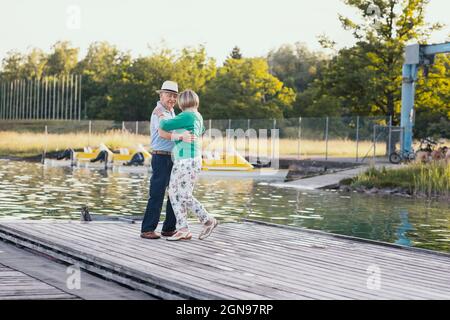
[338, 184, 413, 198]
[338, 183, 448, 201]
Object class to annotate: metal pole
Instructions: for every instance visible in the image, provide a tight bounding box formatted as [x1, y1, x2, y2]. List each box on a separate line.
[57, 76, 60, 119]
[66, 75, 70, 120]
[208, 119, 211, 140]
[15, 80, 19, 120]
[5, 82, 8, 119]
[1, 82, 4, 119]
[228, 119, 231, 131]
[79, 75, 82, 120]
[298, 117, 302, 160]
[37, 78, 41, 119]
[30, 78, 34, 119]
[88, 120, 92, 146]
[0, 82, 3, 120]
[3, 82, 7, 120]
[15, 80, 19, 119]
[122, 121, 125, 132]
[0, 82, 3, 119]
[13, 80, 16, 120]
[356, 116, 360, 163]
[34, 78, 37, 119]
[8, 81, 13, 119]
[3, 81, 5, 119]
[325, 117, 329, 161]
[17, 80, 22, 119]
[12, 80, 16, 120]
[5, 81, 8, 119]
[68, 74, 72, 120]
[26, 79, 30, 119]
[272, 119, 276, 161]
[62, 75, 66, 120]
[247, 118, 250, 159]
[53, 78, 56, 120]
[63, 75, 67, 120]
[44, 78, 48, 120]
[17, 80, 21, 120]
[136, 121, 138, 135]
[74, 75, 78, 121]
[373, 125, 377, 162]
[400, 64, 417, 153]
[33, 78, 36, 119]
[388, 115, 392, 156]
[10, 80, 14, 120]
[16, 80, 20, 119]
[19, 80, 23, 119]
[18, 80, 22, 119]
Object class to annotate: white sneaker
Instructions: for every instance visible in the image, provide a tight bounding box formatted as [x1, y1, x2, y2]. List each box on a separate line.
[199, 218, 218, 240]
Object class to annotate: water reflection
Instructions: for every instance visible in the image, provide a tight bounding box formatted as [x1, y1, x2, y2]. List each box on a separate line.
[395, 211, 413, 246]
[0, 160, 449, 253]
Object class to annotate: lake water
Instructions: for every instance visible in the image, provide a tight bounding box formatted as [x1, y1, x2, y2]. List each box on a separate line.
[0, 160, 449, 253]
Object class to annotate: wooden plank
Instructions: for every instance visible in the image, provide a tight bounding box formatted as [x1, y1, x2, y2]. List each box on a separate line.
[0, 263, 75, 300]
[1, 221, 449, 300]
[4, 220, 450, 300]
[17, 223, 450, 300]
[0, 225, 260, 300]
[8, 220, 450, 290]
[19, 223, 298, 300]
[0, 222, 362, 300]
[33, 223, 354, 300]
[43, 222, 440, 300]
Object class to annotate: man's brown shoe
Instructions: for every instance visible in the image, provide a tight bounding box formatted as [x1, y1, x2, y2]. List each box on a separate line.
[140, 231, 161, 239]
[161, 230, 177, 237]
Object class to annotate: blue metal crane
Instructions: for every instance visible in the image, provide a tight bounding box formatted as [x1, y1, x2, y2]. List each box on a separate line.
[401, 42, 450, 153]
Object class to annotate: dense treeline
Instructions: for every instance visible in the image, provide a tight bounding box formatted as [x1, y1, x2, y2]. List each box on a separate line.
[0, 0, 448, 138]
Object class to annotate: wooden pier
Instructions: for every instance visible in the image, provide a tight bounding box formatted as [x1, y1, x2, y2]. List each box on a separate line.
[0, 264, 76, 300]
[0, 220, 449, 300]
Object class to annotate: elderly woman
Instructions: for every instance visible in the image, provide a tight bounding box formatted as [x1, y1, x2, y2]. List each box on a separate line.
[155, 89, 218, 241]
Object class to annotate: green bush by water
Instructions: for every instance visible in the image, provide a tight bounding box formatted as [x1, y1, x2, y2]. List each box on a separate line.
[351, 162, 450, 198]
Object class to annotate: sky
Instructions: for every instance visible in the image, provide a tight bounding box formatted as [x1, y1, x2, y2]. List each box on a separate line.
[0, 0, 448, 64]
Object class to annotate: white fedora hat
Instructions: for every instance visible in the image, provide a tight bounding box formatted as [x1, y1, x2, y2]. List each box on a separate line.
[156, 80, 178, 94]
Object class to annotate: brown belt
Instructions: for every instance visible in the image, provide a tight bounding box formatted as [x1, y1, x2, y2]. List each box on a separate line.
[151, 150, 172, 156]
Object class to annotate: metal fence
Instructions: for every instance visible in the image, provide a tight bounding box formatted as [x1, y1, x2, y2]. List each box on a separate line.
[0, 75, 82, 121]
[0, 116, 397, 163]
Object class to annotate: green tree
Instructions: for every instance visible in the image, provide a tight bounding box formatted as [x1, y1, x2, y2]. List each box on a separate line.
[414, 54, 450, 138]
[267, 42, 329, 94]
[230, 46, 243, 59]
[23, 48, 47, 79]
[107, 46, 217, 121]
[0, 51, 26, 81]
[172, 46, 217, 94]
[202, 57, 295, 119]
[46, 41, 79, 75]
[308, 0, 444, 123]
[76, 41, 132, 119]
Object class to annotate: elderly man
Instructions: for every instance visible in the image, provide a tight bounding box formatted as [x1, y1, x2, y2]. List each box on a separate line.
[140, 81, 192, 239]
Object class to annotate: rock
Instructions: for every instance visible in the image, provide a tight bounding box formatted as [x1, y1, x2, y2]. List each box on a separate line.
[339, 185, 352, 192]
[369, 188, 379, 194]
[357, 186, 368, 193]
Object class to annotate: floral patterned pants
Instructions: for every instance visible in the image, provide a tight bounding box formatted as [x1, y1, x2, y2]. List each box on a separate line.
[168, 157, 210, 230]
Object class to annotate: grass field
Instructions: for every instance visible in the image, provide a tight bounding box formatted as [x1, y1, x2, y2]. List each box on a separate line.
[0, 130, 402, 159]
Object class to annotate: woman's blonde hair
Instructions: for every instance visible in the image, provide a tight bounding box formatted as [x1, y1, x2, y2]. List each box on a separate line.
[178, 89, 199, 110]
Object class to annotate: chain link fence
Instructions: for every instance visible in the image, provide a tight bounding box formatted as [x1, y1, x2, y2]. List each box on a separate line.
[1, 116, 395, 162]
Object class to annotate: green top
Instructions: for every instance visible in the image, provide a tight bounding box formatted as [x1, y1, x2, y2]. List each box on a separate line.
[159, 111, 205, 160]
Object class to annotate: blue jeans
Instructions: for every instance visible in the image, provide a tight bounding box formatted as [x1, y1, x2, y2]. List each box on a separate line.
[141, 154, 177, 233]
